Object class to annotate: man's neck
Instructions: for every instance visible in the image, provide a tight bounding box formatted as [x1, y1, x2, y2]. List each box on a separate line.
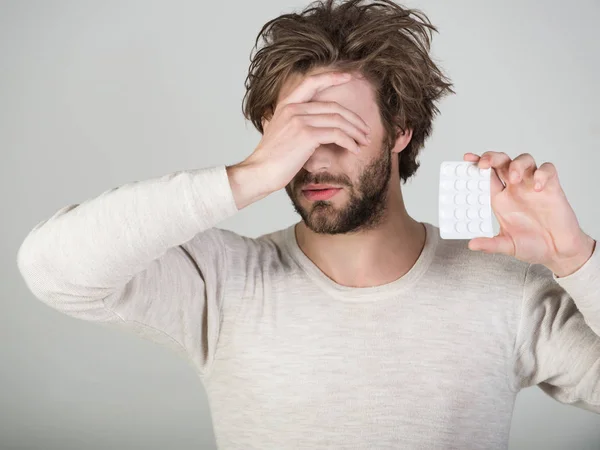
[295, 212, 426, 289]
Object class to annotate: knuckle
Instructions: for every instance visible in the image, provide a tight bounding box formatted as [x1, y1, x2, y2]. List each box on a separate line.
[333, 128, 343, 138]
[290, 114, 303, 126]
[283, 103, 297, 115]
[302, 126, 315, 140]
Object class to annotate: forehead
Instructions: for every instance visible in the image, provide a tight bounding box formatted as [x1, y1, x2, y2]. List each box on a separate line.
[276, 67, 379, 119]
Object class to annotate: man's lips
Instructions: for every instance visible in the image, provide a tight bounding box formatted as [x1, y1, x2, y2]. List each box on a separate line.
[302, 187, 342, 201]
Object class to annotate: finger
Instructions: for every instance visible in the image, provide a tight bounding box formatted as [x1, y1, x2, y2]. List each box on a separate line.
[463, 152, 480, 162]
[533, 162, 558, 191]
[280, 72, 352, 107]
[507, 153, 537, 185]
[465, 152, 503, 195]
[301, 114, 370, 147]
[468, 235, 515, 256]
[309, 126, 361, 155]
[478, 151, 512, 183]
[298, 101, 371, 135]
[488, 169, 505, 196]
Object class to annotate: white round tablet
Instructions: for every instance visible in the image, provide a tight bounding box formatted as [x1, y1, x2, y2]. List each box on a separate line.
[468, 221, 480, 233]
[456, 165, 468, 177]
[455, 222, 467, 233]
[454, 194, 467, 205]
[480, 222, 492, 233]
[455, 179, 467, 190]
[467, 208, 479, 219]
[467, 165, 479, 177]
[454, 208, 467, 219]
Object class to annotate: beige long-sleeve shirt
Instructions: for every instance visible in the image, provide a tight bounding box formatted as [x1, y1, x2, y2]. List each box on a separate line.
[17, 164, 600, 449]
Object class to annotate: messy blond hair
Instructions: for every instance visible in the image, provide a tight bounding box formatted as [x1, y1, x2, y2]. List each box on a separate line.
[242, 0, 455, 183]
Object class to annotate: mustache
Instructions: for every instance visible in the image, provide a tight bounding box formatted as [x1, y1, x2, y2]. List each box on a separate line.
[295, 177, 349, 187]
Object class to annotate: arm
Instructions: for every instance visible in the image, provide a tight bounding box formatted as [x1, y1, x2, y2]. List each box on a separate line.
[16, 70, 369, 377]
[510, 239, 600, 413]
[16, 165, 258, 377]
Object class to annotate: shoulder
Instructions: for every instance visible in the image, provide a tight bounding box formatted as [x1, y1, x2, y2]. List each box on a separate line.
[184, 225, 293, 275]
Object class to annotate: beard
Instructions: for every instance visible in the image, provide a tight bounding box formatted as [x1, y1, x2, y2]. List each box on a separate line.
[285, 148, 393, 235]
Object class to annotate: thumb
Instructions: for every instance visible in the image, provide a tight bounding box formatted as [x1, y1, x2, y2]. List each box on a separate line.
[469, 235, 514, 256]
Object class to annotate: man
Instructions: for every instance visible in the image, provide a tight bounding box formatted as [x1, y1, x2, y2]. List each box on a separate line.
[17, 0, 599, 449]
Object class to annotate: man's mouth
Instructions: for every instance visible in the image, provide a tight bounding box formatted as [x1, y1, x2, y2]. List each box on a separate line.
[302, 187, 342, 201]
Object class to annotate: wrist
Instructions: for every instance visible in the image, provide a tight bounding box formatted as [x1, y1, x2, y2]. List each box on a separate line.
[226, 162, 272, 210]
[548, 232, 596, 278]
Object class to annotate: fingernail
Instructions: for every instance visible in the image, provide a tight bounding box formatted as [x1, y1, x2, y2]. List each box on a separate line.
[535, 182, 541, 190]
[510, 171, 519, 182]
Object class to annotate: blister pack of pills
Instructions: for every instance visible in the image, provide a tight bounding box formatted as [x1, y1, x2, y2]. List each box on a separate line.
[439, 161, 494, 239]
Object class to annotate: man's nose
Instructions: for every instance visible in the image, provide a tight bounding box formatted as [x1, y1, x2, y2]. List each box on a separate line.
[302, 143, 342, 173]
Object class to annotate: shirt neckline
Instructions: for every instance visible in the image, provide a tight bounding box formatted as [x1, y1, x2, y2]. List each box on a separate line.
[283, 221, 439, 302]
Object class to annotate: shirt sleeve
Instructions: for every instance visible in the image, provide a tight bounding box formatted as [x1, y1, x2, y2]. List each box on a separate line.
[510, 239, 600, 413]
[16, 165, 240, 378]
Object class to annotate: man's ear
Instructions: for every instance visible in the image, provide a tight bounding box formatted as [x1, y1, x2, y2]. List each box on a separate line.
[391, 127, 413, 154]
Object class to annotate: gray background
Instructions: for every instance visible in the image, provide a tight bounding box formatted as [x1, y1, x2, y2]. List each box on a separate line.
[2, 0, 600, 448]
